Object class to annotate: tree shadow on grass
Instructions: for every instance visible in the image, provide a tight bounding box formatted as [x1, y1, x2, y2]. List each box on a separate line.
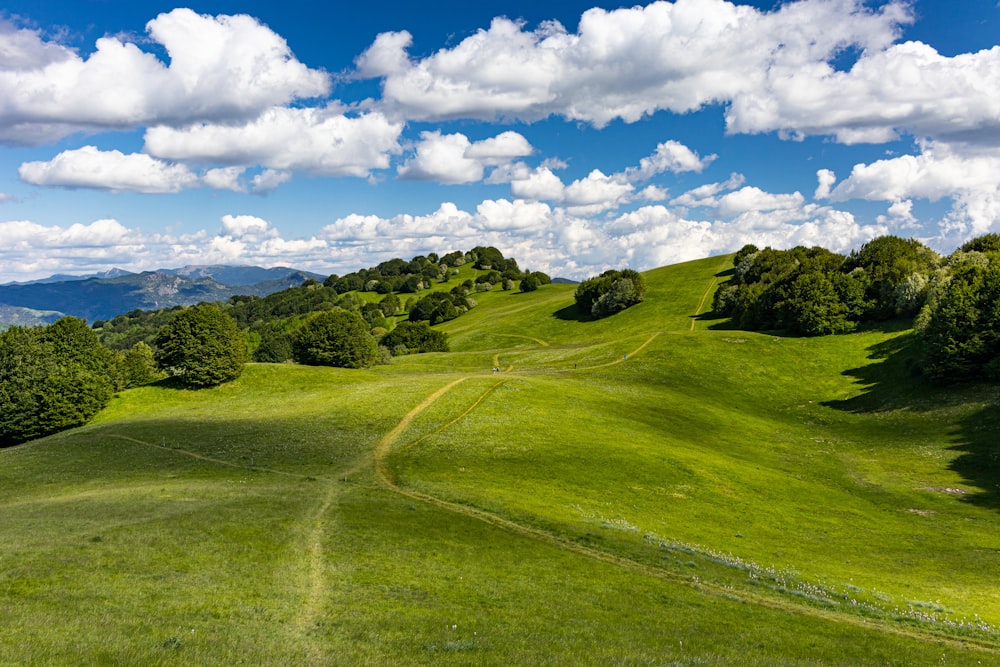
[949, 402, 1000, 510]
[823, 331, 1000, 510]
[553, 303, 596, 322]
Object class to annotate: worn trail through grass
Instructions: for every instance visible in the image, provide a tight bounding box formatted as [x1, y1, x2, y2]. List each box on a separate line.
[690, 255, 732, 331]
[371, 375, 1000, 655]
[106, 432, 363, 665]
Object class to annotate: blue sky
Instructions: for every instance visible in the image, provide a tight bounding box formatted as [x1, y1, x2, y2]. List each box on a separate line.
[1, 0, 999, 282]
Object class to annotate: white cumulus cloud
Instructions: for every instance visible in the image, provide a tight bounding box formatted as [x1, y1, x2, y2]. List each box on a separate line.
[398, 130, 533, 183]
[144, 106, 402, 178]
[358, 0, 907, 130]
[0, 9, 329, 144]
[18, 146, 200, 193]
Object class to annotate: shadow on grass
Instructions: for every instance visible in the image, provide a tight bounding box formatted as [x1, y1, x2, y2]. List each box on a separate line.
[553, 303, 596, 322]
[824, 330, 1000, 510]
[949, 402, 1000, 510]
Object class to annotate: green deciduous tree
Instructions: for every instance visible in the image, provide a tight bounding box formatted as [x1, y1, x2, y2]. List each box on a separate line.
[574, 269, 645, 318]
[118, 341, 163, 388]
[154, 304, 246, 387]
[0, 317, 117, 446]
[920, 262, 1000, 383]
[292, 310, 378, 368]
[380, 321, 449, 355]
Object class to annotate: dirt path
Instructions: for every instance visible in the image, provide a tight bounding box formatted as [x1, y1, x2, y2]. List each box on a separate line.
[373, 377, 469, 485]
[690, 255, 732, 331]
[293, 478, 338, 664]
[496, 333, 550, 347]
[582, 332, 661, 370]
[104, 434, 318, 481]
[371, 376, 1000, 655]
[106, 432, 352, 664]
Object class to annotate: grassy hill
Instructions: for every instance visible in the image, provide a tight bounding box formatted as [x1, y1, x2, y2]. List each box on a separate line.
[2, 255, 999, 665]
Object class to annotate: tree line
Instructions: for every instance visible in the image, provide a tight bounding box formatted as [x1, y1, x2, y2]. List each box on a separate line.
[1, 247, 547, 446]
[712, 234, 1000, 383]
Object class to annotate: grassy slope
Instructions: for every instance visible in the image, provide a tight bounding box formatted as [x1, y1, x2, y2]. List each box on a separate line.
[1, 256, 999, 665]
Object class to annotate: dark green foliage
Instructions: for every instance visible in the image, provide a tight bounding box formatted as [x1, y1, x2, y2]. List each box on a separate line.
[574, 269, 646, 318]
[380, 321, 449, 355]
[520, 274, 540, 292]
[0, 317, 116, 446]
[780, 272, 855, 336]
[379, 293, 402, 316]
[94, 306, 184, 351]
[733, 243, 759, 267]
[360, 302, 389, 329]
[409, 292, 472, 325]
[715, 238, 938, 335]
[253, 330, 294, 363]
[471, 246, 504, 269]
[847, 236, 940, 319]
[154, 304, 246, 387]
[959, 233, 1000, 254]
[919, 262, 1000, 383]
[292, 310, 378, 368]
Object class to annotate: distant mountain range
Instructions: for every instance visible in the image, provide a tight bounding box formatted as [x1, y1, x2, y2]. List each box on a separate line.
[0, 265, 326, 326]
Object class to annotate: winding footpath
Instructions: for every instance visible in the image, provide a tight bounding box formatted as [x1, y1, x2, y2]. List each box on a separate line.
[107, 266, 1000, 657]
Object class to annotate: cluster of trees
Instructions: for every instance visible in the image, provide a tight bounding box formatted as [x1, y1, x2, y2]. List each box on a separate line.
[96, 247, 547, 366]
[3, 246, 545, 446]
[574, 269, 646, 318]
[0, 317, 161, 446]
[321, 246, 524, 295]
[713, 234, 1000, 384]
[916, 235, 1000, 383]
[712, 237, 940, 336]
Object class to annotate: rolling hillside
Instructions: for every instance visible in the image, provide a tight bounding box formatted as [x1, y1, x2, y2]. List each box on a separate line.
[0, 265, 324, 325]
[1, 255, 998, 665]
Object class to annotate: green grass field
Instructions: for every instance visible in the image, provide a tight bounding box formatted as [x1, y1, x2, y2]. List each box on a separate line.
[2, 256, 1000, 665]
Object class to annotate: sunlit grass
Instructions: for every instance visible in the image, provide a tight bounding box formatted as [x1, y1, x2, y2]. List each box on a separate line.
[2, 255, 999, 664]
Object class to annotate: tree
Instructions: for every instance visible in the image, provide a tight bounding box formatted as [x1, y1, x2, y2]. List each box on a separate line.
[154, 304, 246, 387]
[848, 236, 939, 319]
[1, 318, 117, 446]
[920, 262, 1000, 383]
[379, 293, 402, 316]
[959, 233, 1000, 254]
[292, 310, 378, 368]
[574, 269, 645, 318]
[409, 292, 467, 325]
[381, 321, 449, 354]
[118, 341, 163, 388]
[779, 271, 854, 335]
[592, 277, 643, 318]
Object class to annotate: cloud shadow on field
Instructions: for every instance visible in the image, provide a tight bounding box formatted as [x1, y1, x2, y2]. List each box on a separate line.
[823, 332, 1000, 511]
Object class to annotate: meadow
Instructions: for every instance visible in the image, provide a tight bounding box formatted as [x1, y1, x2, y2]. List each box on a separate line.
[1, 255, 999, 665]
